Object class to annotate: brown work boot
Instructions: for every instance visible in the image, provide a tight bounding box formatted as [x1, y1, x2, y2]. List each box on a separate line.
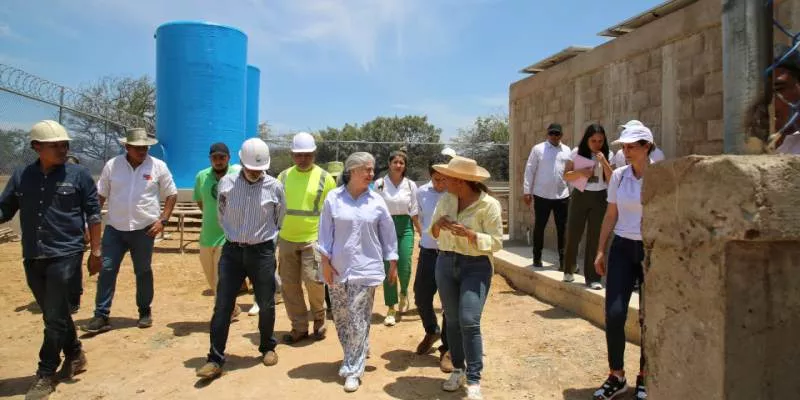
[262, 350, 278, 366]
[416, 332, 441, 355]
[196, 362, 222, 380]
[58, 350, 87, 380]
[312, 319, 327, 340]
[25, 376, 56, 400]
[439, 350, 454, 373]
[282, 329, 309, 344]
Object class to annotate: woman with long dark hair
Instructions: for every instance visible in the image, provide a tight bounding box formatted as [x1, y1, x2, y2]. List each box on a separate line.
[592, 125, 654, 400]
[562, 123, 612, 288]
[374, 150, 421, 326]
[430, 156, 503, 400]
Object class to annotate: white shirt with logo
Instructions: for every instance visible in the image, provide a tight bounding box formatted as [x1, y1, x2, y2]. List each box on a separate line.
[97, 155, 178, 232]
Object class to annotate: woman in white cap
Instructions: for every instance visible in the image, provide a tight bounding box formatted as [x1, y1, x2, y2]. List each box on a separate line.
[318, 152, 398, 392]
[430, 156, 503, 400]
[592, 125, 653, 400]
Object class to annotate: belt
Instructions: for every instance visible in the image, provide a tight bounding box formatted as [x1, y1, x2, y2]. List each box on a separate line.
[226, 240, 274, 248]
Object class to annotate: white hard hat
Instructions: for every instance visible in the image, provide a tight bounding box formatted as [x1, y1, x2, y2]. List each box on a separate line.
[239, 138, 271, 171]
[291, 132, 317, 153]
[441, 147, 457, 157]
[30, 120, 71, 142]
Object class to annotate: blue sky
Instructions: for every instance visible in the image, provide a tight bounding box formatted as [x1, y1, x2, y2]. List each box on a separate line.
[1, 0, 663, 140]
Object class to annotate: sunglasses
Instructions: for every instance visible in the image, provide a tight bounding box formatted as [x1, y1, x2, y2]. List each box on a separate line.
[548, 131, 562, 136]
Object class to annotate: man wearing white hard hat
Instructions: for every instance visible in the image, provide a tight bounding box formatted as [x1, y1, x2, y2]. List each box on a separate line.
[610, 120, 665, 168]
[196, 138, 285, 380]
[275, 132, 336, 344]
[84, 128, 177, 334]
[0, 120, 102, 398]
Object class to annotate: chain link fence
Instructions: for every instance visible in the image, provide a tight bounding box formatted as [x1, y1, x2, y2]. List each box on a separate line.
[0, 64, 149, 176]
[770, 0, 800, 134]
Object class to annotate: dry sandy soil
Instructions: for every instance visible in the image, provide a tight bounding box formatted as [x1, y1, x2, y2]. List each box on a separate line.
[0, 232, 640, 400]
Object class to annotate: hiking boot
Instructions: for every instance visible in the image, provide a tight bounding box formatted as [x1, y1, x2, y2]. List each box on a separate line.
[58, 350, 87, 380]
[312, 319, 327, 340]
[416, 332, 441, 355]
[25, 376, 55, 400]
[592, 374, 627, 400]
[262, 350, 278, 366]
[439, 350, 454, 373]
[442, 369, 465, 392]
[137, 314, 153, 329]
[82, 316, 111, 333]
[282, 330, 309, 344]
[195, 361, 222, 380]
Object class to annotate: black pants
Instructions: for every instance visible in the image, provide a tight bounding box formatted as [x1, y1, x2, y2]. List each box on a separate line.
[605, 236, 645, 373]
[563, 189, 606, 283]
[413, 247, 449, 352]
[69, 253, 83, 310]
[24, 253, 83, 377]
[532, 195, 569, 265]
[208, 241, 278, 364]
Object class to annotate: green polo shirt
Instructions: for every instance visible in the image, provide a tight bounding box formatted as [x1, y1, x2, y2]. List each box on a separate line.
[193, 164, 241, 247]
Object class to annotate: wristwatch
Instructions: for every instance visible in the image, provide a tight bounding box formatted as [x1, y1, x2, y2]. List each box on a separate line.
[160, 218, 169, 226]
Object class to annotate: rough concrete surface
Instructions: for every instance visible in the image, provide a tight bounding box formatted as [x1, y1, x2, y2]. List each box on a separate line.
[642, 155, 800, 399]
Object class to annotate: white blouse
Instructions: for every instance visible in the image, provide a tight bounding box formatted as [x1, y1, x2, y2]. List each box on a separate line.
[375, 176, 419, 216]
[607, 165, 643, 241]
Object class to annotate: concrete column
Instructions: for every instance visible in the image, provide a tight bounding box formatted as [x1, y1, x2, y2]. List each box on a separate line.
[660, 43, 678, 159]
[642, 155, 800, 399]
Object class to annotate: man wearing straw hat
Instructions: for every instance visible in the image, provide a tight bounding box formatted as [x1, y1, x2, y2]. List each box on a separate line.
[84, 128, 177, 334]
[0, 120, 102, 399]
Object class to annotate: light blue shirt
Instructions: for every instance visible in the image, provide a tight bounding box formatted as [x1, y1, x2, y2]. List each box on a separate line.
[416, 181, 445, 249]
[317, 185, 399, 286]
[217, 172, 285, 244]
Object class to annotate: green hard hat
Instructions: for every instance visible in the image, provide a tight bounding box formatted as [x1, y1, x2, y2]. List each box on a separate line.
[326, 161, 344, 177]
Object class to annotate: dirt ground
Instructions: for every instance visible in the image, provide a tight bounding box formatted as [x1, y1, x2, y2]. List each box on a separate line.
[0, 231, 640, 400]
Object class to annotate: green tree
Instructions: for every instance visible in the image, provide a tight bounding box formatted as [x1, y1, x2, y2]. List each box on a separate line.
[315, 116, 443, 180]
[0, 128, 36, 174]
[453, 113, 509, 181]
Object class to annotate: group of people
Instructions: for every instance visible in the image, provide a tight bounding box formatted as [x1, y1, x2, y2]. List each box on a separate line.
[0, 121, 503, 400]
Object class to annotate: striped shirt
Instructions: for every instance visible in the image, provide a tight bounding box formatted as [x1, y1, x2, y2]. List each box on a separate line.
[217, 172, 285, 244]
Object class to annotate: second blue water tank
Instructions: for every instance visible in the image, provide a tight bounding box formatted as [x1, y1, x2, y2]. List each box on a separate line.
[246, 65, 260, 137]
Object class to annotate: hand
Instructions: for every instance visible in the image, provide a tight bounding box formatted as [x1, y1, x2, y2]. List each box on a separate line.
[578, 167, 594, 178]
[388, 261, 398, 285]
[88, 253, 102, 276]
[523, 194, 532, 207]
[594, 252, 606, 276]
[436, 216, 456, 231]
[449, 223, 475, 241]
[83, 231, 91, 244]
[146, 220, 165, 237]
[595, 152, 607, 164]
[323, 259, 338, 285]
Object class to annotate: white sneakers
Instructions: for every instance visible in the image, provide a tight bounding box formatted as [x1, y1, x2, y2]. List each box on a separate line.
[442, 369, 466, 392]
[384, 308, 397, 326]
[248, 302, 260, 316]
[563, 273, 575, 283]
[344, 376, 360, 392]
[589, 282, 604, 290]
[467, 384, 483, 400]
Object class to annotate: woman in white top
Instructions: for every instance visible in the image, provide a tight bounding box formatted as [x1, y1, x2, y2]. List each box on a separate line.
[375, 150, 422, 326]
[592, 125, 654, 400]
[562, 123, 613, 288]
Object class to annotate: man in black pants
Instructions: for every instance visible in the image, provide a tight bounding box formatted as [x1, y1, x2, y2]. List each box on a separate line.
[522, 123, 572, 268]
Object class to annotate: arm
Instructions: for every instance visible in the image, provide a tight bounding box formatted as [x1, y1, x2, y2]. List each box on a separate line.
[317, 198, 337, 284]
[79, 169, 103, 274]
[522, 146, 538, 205]
[96, 162, 111, 210]
[0, 172, 19, 223]
[428, 197, 445, 239]
[377, 204, 399, 284]
[594, 203, 619, 276]
[596, 152, 613, 182]
[473, 200, 504, 252]
[193, 173, 203, 211]
[563, 160, 593, 182]
[148, 166, 179, 236]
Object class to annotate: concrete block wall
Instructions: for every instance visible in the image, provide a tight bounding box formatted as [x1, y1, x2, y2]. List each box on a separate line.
[509, 0, 723, 242]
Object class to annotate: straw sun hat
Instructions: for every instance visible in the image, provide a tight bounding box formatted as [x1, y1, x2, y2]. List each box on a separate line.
[432, 156, 490, 182]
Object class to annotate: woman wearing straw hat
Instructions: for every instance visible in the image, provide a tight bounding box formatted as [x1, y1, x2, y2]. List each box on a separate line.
[429, 156, 503, 400]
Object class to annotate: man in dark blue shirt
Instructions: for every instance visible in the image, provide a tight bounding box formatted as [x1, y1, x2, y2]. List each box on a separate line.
[0, 120, 102, 400]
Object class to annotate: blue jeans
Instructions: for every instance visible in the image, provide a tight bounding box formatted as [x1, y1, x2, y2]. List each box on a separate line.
[69, 253, 83, 309]
[414, 247, 448, 351]
[436, 251, 492, 385]
[208, 241, 278, 364]
[94, 225, 155, 318]
[24, 253, 83, 377]
[605, 236, 645, 372]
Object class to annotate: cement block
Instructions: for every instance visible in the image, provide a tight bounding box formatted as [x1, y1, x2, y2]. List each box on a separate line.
[706, 119, 723, 141]
[693, 93, 723, 120]
[676, 33, 705, 60]
[642, 156, 800, 399]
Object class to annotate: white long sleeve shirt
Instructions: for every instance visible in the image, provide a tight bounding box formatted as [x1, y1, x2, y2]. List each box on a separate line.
[523, 141, 571, 199]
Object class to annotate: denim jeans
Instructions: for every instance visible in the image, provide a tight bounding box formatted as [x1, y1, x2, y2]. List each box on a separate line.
[435, 251, 492, 385]
[24, 253, 83, 377]
[69, 253, 83, 309]
[208, 241, 278, 364]
[605, 236, 645, 372]
[94, 225, 155, 318]
[413, 247, 448, 352]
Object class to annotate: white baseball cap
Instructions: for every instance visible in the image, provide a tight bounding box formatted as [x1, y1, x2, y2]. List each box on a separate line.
[619, 119, 644, 129]
[612, 125, 654, 145]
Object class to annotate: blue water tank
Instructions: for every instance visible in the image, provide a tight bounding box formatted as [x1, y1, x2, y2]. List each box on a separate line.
[155, 21, 248, 188]
[246, 65, 260, 137]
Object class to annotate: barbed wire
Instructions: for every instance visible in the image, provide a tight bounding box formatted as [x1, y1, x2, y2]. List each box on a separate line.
[767, 0, 800, 133]
[0, 64, 149, 130]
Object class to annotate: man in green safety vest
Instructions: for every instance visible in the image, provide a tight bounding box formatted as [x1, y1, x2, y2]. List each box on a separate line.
[277, 132, 337, 344]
